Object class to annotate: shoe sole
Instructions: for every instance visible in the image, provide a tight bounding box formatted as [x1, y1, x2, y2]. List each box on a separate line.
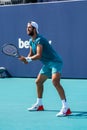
[28, 105, 44, 111]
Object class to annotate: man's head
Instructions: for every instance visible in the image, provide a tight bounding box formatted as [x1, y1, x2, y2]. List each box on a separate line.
[27, 21, 39, 36]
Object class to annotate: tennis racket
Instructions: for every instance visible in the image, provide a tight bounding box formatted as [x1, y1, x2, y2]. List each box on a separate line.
[2, 44, 20, 58]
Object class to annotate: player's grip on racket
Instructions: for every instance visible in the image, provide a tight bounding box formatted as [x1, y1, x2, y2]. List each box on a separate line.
[19, 56, 32, 64]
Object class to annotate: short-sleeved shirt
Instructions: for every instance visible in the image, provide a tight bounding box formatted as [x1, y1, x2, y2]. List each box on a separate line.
[29, 34, 63, 77]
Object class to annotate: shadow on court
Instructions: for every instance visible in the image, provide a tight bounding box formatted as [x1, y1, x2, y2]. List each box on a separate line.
[68, 111, 87, 119]
[44, 109, 87, 119]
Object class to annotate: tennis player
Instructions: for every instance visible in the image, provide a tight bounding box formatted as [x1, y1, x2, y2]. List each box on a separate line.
[19, 21, 71, 116]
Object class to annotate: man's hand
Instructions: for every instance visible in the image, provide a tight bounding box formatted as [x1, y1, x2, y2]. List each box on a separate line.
[19, 56, 28, 64]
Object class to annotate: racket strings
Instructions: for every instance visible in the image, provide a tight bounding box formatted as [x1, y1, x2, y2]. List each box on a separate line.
[2, 44, 19, 57]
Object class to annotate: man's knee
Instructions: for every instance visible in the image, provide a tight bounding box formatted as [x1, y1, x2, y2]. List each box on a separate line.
[52, 79, 58, 87]
[52, 73, 61, 87]
[35, 79, 43, 86]
[35, 74, 47, 86]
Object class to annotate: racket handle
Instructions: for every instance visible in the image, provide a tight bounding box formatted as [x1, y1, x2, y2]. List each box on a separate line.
[25, 57, 32, 62]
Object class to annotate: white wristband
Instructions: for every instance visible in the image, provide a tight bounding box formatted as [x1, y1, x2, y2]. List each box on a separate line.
[25, 57, 32, 62]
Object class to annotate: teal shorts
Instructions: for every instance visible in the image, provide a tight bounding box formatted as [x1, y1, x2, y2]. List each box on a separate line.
[39, 61, 63, 78]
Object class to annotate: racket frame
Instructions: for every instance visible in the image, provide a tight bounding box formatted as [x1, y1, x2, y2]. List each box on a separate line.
[2, 44, 20, 58]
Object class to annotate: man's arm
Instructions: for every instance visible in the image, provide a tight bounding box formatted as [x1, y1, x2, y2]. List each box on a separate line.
[27, 46, 34, 57]
[29, 44, 43, 60]
[19, 44, 43, 63]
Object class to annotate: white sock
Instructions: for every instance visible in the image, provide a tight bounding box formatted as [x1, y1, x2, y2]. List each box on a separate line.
[62, 99, 68, 108]
[36, 98, 42, 106]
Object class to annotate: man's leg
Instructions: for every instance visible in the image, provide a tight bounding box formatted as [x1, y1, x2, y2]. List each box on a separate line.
[52, 73, 71, 116]
[35, 74, 48, 98]
[28, 74, 48, 111]
[52, 73, 66, 100]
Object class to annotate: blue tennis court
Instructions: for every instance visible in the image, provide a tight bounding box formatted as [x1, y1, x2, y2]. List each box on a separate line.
[0, 78, 87, 130]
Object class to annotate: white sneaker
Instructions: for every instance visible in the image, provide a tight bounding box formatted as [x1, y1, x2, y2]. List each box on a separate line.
[27, 103, 44, 111]
[56, 107, 71, 117]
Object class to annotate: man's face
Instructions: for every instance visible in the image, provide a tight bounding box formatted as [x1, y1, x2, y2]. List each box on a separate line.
[27, 24, 34, 36]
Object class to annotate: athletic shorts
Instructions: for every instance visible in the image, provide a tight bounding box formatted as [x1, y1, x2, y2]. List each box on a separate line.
[39, 61, 63, 78]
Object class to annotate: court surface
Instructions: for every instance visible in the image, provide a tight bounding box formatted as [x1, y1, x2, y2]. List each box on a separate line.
[0, 78, 87, 130]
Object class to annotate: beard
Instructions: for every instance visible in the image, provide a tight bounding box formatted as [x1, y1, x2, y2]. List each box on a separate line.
[28, 30, 34, 36]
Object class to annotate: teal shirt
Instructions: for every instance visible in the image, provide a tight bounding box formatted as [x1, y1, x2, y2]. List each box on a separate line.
[29, 34, 63, 65]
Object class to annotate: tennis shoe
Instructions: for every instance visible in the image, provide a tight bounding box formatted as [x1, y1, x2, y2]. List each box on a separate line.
[27, 103, 44, 111]
[56, 107, 71, 117]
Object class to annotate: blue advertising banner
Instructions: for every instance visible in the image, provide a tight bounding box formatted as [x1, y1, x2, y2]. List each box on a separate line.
[0, 0, 87, 78]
